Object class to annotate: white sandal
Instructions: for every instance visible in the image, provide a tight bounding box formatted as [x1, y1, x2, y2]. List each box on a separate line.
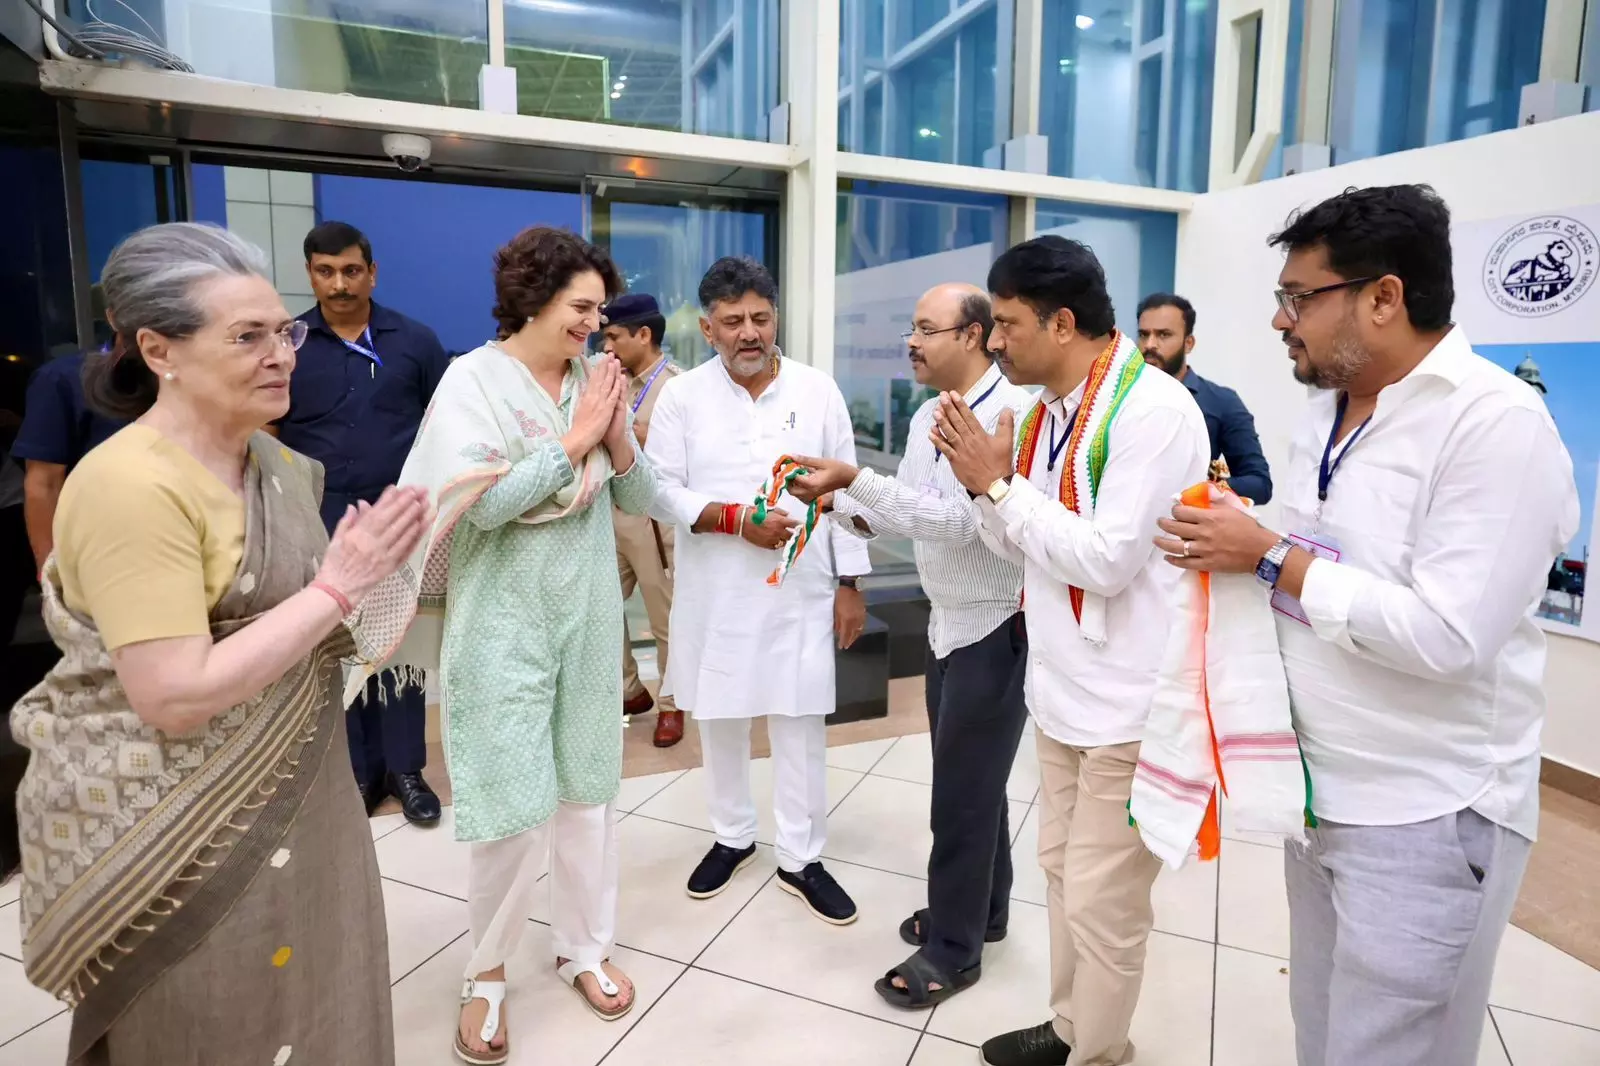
[453, 978, 509, 1065]
[557, 958, 635, 1021]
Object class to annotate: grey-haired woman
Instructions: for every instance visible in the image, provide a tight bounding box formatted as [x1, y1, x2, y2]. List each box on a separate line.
[9, 222, 427, 1064]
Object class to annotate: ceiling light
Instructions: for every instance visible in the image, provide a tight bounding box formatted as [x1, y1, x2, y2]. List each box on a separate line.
[613, 82, 624, 90]
[610, 91, 622, 99]
[1076, 14, 1095, 29]
[618, 75, 627, 81]
[918, 127, 940, 138]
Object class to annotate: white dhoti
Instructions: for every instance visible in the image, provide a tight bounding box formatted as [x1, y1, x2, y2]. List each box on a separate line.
[700, 715, 829, 872]
[464, 800, 619, 977]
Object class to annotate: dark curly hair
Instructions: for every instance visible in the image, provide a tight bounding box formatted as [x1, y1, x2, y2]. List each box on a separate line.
[1269, 184, 1454, 331]
[698, 256, 778, 312]
[492, 227, 623, 339]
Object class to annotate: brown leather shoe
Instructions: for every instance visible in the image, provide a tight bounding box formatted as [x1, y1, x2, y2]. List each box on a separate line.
[623, 690, 654, 717]
[653, 709, 685, 748]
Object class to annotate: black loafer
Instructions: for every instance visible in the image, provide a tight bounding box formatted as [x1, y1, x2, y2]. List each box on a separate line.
[359, 779, 387, 817]
[776, 862, 857, 925]
[980, 1021, 1071, 1066]
[686, 842, 756, 899]
[386, 771, 441, 825]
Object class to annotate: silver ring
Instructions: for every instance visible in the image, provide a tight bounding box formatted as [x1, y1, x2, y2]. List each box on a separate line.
[1181, 540, 1192, 557]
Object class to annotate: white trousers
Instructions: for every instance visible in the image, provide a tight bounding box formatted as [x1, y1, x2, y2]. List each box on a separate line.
[464, 800, 619, 978]
[698, 715, 829, 874]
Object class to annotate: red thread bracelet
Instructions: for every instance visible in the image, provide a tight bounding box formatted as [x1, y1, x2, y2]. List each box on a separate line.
[311, 581, 354, 616]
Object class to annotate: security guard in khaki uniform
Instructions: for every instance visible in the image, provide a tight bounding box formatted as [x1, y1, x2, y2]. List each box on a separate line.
[600, 293, 685, 748]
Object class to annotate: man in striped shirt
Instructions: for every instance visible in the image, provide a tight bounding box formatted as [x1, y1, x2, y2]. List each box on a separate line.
[790, 282, 1032, 1009]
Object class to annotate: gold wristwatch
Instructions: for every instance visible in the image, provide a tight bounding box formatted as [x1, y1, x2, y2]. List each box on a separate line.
[985, 476, 1013, 505]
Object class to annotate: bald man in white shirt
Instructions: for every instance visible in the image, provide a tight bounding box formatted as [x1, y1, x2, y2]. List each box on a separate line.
[1156, 185, 1579, 1066]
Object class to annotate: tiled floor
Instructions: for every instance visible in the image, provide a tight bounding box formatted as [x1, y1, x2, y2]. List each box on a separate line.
[3, 729, 1600, 1065]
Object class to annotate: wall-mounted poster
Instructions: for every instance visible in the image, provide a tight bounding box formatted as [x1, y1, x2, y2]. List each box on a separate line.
[1454, 207, 1600, 641]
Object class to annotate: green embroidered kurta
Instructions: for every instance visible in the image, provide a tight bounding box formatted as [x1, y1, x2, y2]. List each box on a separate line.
[440, 378, 657, 843]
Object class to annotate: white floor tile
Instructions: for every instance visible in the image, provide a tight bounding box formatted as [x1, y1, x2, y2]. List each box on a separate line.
[697, 861, 933, 1027]
[825, 774, 1027, 880]
[1479, 1013, 1512, 1066]
[925, 900, 1051, 1046]
[0, 956, 63, 1048]
[373, 806, 474, 901]
[0, 902, 18, 961]
[909, 1034, 980, 1065]
[633, 758, 867, 844]
[533, 817, 776, 965]
[1009, 806, 1218, 946]
[0, 877, 16, 907]
[1492, 1007, 1600, 1066]
[0, 1011, 70, 1066]
[381, 878, 470, 983]
[1124, 933, 1215, 1066]
[604, 967, 921, 1066]
[1488, 925, 1600, 1029]
[615, 770, 687, 813]
[1210, 945, 1297, 1066]
[826, 737, 898, 774]
[1216, 839, 1290, 959]
[871, 733, 1038, 805]
[389, 925, 682, 1066]
[368, 811, 409, 842]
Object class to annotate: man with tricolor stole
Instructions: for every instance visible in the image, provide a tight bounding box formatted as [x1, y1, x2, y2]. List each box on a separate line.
[933, 236, 1211, 1066]
[644, 256, 871, 926]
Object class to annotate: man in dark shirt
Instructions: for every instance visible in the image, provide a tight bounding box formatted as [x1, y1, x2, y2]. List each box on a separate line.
[275, 221, 450, 824]
[11, 351, 127, 571]
[1137, 292, 1273, 504]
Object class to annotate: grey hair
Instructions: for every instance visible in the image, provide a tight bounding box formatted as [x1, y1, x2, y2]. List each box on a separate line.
[83, 222, 272, 419]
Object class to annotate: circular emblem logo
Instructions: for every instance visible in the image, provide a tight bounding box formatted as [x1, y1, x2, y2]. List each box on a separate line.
[1482, 215, 1598, 318]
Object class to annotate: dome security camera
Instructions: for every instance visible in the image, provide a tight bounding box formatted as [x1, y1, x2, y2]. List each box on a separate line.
[381, 133, 432, 173]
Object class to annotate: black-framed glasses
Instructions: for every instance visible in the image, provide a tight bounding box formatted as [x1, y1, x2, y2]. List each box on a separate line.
[1274, 277, 1378, 323]
[900, 324, 967, 340]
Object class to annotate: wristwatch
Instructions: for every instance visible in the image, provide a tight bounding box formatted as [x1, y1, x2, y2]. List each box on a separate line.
[984, 476, 1013, 506]
[838, 576, 860, 590]
[1255, 537, 1294, 589]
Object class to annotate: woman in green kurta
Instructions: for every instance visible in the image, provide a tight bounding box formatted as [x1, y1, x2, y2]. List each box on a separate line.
[349, 228, 653, 1066]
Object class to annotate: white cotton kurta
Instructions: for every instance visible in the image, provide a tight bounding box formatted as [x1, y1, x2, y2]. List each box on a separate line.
[645, 355, 872, 721]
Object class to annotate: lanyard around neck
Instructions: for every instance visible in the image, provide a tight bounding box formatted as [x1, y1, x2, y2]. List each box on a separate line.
[341, 325, 382, 367]
[631, 358, 670, 413]
[1318, 393, 1373, 503]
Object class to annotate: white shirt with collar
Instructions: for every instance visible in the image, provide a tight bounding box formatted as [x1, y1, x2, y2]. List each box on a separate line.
[843, 362, 1033, 659]
[1278, 326, 1578, 841]
[645, 353, 872, 720]
[975, 364, 1210, 748]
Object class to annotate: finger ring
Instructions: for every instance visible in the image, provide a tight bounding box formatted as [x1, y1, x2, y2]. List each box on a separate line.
[1181, 540, 1192, 557]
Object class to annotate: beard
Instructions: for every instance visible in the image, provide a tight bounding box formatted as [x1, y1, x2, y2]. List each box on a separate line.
[721, 345, 771, 379]
[1292, 314, 1371, 390]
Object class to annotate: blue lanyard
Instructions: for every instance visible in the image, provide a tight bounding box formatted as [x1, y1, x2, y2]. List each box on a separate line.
[1047, 407, 1079, 472]
[936, 375, 1003, 463]
[342, 326, 382, 368]
[1318, 394, 1373, 502]
[630, 358, 670, 414]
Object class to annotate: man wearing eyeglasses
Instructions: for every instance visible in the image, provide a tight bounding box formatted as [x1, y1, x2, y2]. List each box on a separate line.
[786, 283, 1032, 1009]
[273, 220, 452, 825]
[1154, 185, 1578, 1066]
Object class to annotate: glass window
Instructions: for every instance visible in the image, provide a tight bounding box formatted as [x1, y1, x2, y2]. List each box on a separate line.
[1033, 200, 1178, 341]
[839, 0, 1009, 168]
[1039, 0, 1216, 191]
[835, 181, 1008, 574]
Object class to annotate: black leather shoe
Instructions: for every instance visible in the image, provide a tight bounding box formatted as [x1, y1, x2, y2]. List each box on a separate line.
[359, 779, 387, 817]
[980, 1021, 1071, 1066]
[776, 862, 857, 925]
[387, 771, 441, 825]
[686, 842, 756, 899]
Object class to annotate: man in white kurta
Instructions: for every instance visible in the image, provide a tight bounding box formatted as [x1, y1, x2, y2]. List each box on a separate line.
[645, 256, 871, 924]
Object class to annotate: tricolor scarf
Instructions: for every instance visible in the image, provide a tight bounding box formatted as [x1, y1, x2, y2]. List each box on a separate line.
[756, 456, 819, 587]
[1013, 330, 1143, 646]
[343, 342, 615, 700]
[1128, 480, 1308, 868]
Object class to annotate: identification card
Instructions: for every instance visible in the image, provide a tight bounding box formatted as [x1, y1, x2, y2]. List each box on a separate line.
[1270, 532, 1342, 627]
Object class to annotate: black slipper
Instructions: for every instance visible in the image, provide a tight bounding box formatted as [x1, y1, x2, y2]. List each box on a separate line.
[898, 908, 1007, 947]
[873, 951, 980, 1010]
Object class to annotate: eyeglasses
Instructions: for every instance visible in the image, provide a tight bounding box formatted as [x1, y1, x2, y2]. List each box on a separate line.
[227, 320, 309, 354]
[1274, 277, 1377, 323]
[900, 324, 968, 340]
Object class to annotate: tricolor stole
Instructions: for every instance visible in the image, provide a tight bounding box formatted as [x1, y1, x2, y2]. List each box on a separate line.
[756, 456, 819, 587]
[1013, 331, 1144, 621]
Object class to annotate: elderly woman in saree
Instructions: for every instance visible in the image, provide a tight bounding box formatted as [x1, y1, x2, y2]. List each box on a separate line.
[348, 226, 656, 1065]
[8, 222, 429, 1065]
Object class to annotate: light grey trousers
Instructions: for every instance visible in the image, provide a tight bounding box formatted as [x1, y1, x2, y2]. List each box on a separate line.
[1285, 808, 1531, 1066]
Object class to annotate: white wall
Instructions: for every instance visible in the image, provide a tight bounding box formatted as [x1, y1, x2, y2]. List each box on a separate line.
[1174, 110, 1600, 777]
